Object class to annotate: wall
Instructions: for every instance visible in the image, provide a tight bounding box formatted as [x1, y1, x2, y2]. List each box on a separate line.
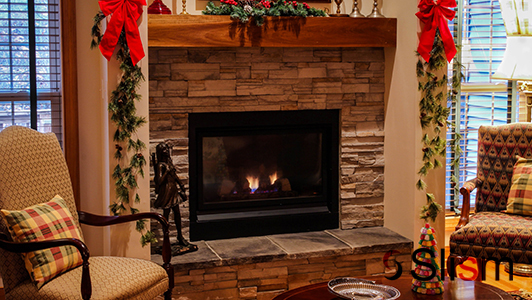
[76, 1, 151, 259]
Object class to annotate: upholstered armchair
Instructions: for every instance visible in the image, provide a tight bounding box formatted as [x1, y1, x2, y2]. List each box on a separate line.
[448, 123, 532, 279]
[0, 126, 174, 299]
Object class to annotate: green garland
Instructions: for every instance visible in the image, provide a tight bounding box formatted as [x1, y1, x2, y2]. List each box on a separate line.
[203, 0, 326, 26]
[91, 12, 156, 246]
[416, 30, 463, 222]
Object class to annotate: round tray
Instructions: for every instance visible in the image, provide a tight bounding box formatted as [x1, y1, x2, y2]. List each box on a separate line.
[327, 278, 401, 300]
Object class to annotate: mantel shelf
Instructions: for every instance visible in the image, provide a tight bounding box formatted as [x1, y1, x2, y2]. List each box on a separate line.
[148, 15, 396, 48]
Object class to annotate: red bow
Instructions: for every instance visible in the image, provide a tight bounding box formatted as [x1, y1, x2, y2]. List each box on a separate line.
[416, 0, 457, 62]
[98, 0, 147, 66]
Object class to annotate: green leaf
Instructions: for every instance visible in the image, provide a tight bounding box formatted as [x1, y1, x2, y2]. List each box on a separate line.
[416, 179, 427, 190]
[136, 219, 145, 232]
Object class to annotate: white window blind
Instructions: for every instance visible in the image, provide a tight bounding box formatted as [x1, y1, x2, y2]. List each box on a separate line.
[0, 0, 61, 141]
[446, 0, 516, 214]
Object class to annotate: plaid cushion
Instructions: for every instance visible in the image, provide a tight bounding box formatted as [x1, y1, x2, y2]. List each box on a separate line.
[0, 195, 83, 289]
[506, 156, 532, 216]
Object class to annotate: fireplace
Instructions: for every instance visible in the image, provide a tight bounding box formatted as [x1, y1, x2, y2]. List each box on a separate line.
[149, 47, 386, 242]
[188, 109, 339, 241]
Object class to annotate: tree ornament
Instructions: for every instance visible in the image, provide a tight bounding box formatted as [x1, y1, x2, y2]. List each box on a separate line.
[412, 223, 444, 295]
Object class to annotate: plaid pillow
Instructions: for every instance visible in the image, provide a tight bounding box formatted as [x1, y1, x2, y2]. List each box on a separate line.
[0, 195, 83, 288]
[506, 156, 532, 216]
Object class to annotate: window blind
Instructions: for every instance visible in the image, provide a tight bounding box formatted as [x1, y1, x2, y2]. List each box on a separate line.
[446, 0, 516, 214]
[0, 0, 61, 141]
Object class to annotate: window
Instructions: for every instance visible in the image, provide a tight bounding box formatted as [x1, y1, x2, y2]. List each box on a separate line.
[446, 0, 517, 213]
[0, 0, 61, 142]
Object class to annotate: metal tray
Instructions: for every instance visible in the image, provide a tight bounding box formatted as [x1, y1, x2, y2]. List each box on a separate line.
[327, 278, 401, 300]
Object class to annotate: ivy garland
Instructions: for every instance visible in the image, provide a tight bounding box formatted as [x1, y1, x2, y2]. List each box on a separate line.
[91, 12, 157, 246]
[416, 29, 463, 222]
[203, 0, 326, 27]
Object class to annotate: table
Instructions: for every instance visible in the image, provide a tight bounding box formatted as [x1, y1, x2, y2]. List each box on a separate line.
[272, 276, 513, 300]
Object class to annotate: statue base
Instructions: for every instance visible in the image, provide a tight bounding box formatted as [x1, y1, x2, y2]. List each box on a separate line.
[154, 242, 198, 256]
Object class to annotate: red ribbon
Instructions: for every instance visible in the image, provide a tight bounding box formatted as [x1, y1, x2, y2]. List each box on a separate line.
[98, 0, 147, 66]
[416, 0, 457, 62]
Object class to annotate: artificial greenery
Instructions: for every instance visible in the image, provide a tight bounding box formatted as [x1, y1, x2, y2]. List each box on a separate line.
[91, 12, 156, 246]
[416, 29, 463, 222]
[203, 0, 326, 26]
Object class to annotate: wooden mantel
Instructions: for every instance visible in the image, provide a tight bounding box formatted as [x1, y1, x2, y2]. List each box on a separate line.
[148, 15, 396, 48]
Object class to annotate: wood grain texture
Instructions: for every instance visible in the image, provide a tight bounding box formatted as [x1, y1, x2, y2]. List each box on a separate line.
[148, 15, 396, 48]
[61, 0, 80, 207]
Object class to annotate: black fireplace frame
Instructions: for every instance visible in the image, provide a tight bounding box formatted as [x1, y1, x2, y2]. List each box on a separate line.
[188, 109, 340, 241]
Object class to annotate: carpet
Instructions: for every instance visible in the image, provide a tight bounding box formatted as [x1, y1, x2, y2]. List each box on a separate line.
[510, 289, 532, 300]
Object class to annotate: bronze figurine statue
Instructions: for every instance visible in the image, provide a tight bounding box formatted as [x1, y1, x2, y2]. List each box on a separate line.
[152, 142, 197, 255]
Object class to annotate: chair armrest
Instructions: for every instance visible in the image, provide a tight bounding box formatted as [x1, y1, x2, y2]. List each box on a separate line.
[77, 211, 174, 293]
[455, 177, 482, 230]
[0, 233, 92, 300]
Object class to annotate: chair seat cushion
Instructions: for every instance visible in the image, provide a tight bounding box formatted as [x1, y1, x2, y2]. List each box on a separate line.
[6, 256, 169, 300]
[449, 211, 532, 264]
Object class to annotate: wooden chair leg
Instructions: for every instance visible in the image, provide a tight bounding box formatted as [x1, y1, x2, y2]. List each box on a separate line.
[476, 258, 485, 282]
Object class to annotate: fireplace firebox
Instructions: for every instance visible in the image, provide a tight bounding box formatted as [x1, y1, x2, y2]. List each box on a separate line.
[189, 110, 340, 241]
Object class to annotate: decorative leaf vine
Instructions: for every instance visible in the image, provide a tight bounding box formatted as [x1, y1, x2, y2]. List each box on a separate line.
[203, 0, 326, 26]
[416, 29, 463, 222]
[91, 12, 156, 246]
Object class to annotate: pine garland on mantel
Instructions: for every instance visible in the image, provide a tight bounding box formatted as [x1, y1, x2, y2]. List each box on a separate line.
[416, 30, 463, 222]
[91, 12, 156, 246]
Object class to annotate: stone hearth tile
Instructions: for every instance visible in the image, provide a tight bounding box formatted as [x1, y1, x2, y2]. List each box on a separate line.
[268, 231, 351, 258]
[151, 241, 222, 270]
[206, 236, 287, 265]
[326, 227, 412, 254]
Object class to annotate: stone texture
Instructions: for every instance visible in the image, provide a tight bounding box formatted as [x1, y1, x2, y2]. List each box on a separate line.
[268, 231, 350, 256]
[151, 227, 412, 300]
[206, 236, 287, 264]
[149, 47, 387, 245]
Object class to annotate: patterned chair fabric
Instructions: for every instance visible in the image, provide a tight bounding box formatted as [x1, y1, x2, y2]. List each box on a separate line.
[450, 123, 532, 263]
[7, 257, 169, 300]
[0, 126, 169, 299]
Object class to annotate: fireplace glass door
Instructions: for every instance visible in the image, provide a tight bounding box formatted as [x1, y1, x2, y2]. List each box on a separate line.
[189, 110, 339, 240]
[202, 131, 323, 207]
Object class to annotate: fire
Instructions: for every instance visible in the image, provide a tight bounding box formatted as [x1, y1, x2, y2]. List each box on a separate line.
[247, 176, 259, 193]
[246, 172, 278, 194]
[269, 172, 278, 184]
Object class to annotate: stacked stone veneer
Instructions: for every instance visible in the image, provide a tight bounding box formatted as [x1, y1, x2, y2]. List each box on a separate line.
[170, 249, 412, 300]
[149, 47, 385, 233]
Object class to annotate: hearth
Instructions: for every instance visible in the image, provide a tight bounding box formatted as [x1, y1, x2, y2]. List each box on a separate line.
[189, 109, 340, 240]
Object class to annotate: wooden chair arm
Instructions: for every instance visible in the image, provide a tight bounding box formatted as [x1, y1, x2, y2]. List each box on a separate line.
[77, 211, 174, 294]
[0, 233, 92, 300]
[455, 177, 482, 230]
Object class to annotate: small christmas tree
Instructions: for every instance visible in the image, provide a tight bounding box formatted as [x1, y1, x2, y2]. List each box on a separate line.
[411, 223, 444, 295]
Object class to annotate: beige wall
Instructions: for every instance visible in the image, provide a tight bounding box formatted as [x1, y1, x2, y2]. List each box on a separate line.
[75, 0, 445, 257]
[76, 2, 151, 259]
[381, 0, 446, 246]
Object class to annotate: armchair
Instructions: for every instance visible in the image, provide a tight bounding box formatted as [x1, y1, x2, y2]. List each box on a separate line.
[448, 123, 532, 279]
[0, 126, 174, 299]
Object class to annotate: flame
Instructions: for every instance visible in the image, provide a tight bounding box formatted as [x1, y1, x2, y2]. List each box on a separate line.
[269, 172, 278, 184]
[247, 176, 259, 193]
[246, 172, 277, 194]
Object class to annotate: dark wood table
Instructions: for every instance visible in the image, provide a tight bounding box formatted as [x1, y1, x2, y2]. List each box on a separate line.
[272, 276, 513, 300]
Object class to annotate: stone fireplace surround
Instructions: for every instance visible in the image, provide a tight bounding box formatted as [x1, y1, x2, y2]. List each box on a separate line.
[149, 46, 386, 238]
[148, 46, 399, 299]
